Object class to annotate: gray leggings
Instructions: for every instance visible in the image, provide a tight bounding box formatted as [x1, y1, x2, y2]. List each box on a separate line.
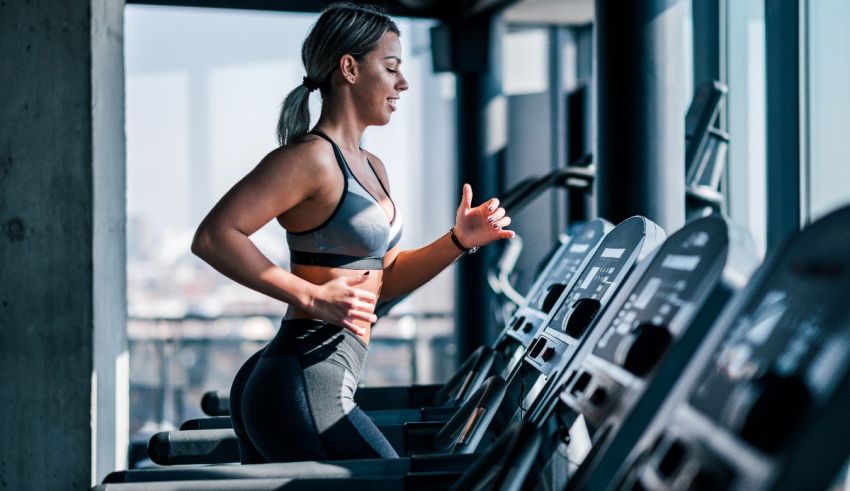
[230, 319, 399, 463]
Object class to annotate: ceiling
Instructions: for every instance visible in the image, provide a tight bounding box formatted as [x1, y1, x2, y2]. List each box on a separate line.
[503, 0, 594, 26]
[126, 0, 596, 25]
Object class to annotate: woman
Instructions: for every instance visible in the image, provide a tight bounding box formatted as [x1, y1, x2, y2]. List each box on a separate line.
[192, 3, 514, 463]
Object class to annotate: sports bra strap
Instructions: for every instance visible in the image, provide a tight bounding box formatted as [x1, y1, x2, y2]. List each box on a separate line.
[310, 131, 393, 201]
[309, 130, 351, 178]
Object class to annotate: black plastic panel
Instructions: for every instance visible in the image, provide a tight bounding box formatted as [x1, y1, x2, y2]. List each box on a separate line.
[550, 215, 757, 490]
[606, 205, 850, 491]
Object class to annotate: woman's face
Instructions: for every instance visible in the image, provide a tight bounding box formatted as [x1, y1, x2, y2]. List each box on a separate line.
[352, 31, 409, 126]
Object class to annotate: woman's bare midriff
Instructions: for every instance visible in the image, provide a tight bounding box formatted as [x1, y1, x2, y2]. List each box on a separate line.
[285, 263, 384, 346]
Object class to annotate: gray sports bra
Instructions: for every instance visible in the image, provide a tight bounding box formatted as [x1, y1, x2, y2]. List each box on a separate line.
[286, 131, 403, 270]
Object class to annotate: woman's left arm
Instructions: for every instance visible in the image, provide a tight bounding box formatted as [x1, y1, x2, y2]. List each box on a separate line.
[380, 183, 514, 299]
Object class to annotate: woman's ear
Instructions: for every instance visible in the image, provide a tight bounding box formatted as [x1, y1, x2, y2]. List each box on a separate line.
[339, 54, 359, 84]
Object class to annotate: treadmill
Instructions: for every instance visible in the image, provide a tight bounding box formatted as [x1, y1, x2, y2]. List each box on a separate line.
[526, 214, 758, 490]
[582, 204, 850, 491]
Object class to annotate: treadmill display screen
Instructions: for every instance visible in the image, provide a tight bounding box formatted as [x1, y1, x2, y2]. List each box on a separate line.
[662, 254, 701, 272]
[601, 248, 625, 258]
[570, 243, 590, 253]
[580, 267, 600, 290]
[545, 218, 651, 340]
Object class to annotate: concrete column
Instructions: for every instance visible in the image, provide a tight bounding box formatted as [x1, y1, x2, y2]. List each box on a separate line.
[0, 0, 127, 488]
[451, 16, 504, 358]
[595, 0, 687, 231]
[765, 0, 802, 249]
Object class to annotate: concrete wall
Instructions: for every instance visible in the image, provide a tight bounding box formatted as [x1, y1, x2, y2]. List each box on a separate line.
[506, 92, 558, 294]
[0, 0, 126, 487]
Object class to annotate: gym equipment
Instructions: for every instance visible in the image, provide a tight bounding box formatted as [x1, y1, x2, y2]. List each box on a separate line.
[527, 214, 758, 490]
[590, 204, 850, 491]
[496, 216, 665, 428]
[95, 419, 542, 491]
[685, 81, 729, 220]
[490, 219, 613, 390]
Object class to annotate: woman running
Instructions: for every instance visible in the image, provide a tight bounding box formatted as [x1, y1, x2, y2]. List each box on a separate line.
[192, 2, 514, 463]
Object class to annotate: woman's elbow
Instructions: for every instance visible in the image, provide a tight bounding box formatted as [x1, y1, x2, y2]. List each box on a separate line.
[191, 225, 215, 260]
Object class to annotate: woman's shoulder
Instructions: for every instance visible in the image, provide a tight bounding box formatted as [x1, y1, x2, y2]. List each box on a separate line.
[262, 134, 340, 177]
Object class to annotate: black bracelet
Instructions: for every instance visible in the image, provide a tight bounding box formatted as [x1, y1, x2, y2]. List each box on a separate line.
[450, 228, 478, 254]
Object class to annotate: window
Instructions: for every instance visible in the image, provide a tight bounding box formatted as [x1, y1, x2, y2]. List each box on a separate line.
[804, 0, 850, 223]
[725, 0, 767, 255]
[503, 28, 549, 96]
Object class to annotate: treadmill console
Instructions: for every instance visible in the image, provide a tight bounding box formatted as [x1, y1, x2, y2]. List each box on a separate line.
[514, 216, 665, 418]
[553, 216, 758, 490]
[497, 219, 611, 375]
[612, 205, 850, 491]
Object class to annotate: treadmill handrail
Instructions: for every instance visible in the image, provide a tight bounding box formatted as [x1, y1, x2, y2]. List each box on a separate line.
[433, 375, 507, 454]
[432, 345, 497, 407]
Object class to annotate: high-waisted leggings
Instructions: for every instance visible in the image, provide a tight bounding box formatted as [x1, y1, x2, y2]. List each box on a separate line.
[230, 319, 399, 463]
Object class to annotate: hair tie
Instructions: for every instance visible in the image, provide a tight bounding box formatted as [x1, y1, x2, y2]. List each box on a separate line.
[302, 76, 320, 92]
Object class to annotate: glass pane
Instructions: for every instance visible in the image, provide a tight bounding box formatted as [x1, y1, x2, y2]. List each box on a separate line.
[726, 0, 767, 255]
[503, 28, 549, 95]
[682, 0, 694, 106]
[806, 0, 850, 222]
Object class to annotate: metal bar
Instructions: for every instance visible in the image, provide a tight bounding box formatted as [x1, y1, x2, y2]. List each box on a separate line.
[549, 27, 568, 233]
[691, 0, 722, 91]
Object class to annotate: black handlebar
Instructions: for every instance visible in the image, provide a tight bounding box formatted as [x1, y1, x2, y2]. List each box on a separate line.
[433, 375, 507, 454]
[448, 420, 542, 491]
[432, 345, 497, 407]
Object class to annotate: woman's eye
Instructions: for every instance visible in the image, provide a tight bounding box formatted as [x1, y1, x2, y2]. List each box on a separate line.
[387, 68, 398, 74]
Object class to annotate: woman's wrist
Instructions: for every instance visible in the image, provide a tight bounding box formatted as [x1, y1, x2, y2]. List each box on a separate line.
[449, 227, 478, 255]
[293, 281, 319, 311]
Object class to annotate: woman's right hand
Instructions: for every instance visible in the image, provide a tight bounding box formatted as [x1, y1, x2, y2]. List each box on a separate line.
[307, 272, 378, 336]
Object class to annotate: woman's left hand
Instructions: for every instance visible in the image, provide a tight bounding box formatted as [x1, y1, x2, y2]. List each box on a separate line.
[453, 183, 515, 249]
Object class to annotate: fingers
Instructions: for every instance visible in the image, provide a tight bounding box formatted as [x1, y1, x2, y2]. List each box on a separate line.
[345, 309, 377, 324]
[493, 215, 512, 229]
[340, 273, 377, 303]
[483, 198, 499, 213]
[462, 183, 473, 210]
[487, 207, 506, 224]
[341, 320, 369, 336]
[356, 289, 378, 305]
[342, 303, 375, 336]
[341, 299, 376, 336]
[343, 271, 371, 286]
[492, 212, 515, 238]
[314, 275, 379, 336]
[348, 297, 376, 315]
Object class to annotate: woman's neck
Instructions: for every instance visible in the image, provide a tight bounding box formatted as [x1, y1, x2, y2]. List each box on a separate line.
[314, 106, 366, 152]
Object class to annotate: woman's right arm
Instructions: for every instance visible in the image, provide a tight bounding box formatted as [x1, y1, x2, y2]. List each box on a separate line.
[190, 144, 377, 334]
